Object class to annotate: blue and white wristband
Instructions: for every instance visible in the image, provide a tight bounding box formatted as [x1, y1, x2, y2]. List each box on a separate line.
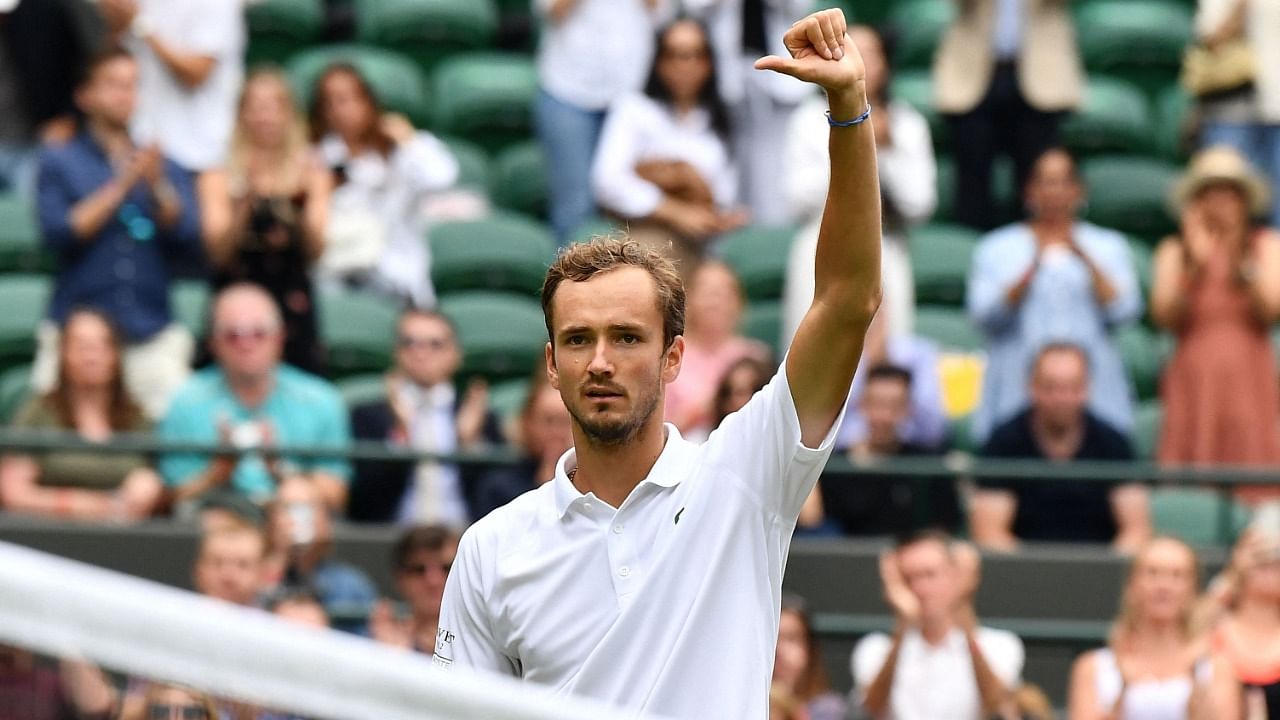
[825, 104, 873, 128]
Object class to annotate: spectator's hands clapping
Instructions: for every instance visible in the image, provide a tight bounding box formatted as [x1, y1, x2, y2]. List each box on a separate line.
[879, 550, 921, 627]
[456, 379, 490, 449]
[1180, 203, 1216, 269]
[369, 599, 413, 649]
[951, 541, 981, 631]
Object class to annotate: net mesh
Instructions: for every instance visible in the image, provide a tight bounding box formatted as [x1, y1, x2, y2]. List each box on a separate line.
[0, 541, 651, 720]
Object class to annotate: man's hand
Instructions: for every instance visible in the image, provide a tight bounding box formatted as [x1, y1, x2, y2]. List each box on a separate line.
[754, 9, 866, 111]
[879, 550, 921, 627]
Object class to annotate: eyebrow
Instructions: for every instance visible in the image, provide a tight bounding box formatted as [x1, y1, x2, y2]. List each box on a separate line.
[557, 324, 650, 337]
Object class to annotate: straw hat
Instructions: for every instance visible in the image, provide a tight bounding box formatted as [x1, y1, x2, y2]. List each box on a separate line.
[1171, 145, 1272, 217]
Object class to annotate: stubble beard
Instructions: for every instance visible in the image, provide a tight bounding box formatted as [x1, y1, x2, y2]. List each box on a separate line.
[570, 381, 663, 447]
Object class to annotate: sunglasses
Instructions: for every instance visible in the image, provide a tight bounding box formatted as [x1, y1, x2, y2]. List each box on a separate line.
[397, 336, 450, 351]
[400, 561, 452, 576]
[216, 324, 278, 343]
[147, 704, 209, 720]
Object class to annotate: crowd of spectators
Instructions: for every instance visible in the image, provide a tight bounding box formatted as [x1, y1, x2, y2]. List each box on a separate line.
[3, 0, 1280, 716]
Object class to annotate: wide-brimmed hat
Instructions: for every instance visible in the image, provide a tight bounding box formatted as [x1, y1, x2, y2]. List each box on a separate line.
[1171, 145, 1271, 217]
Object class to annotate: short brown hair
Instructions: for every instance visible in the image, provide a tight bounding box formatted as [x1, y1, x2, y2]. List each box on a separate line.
[391, 525, 460, 570]
[540, 236, 686, 349]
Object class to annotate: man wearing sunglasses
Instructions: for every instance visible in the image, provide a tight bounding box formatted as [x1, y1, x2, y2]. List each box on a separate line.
[159, 283, 351, 512]
[348, 308, 500, 524]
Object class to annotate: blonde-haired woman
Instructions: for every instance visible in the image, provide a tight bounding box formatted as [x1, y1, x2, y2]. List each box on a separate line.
[1068, 537, 1240, 720]
[198, 67, 331, 374]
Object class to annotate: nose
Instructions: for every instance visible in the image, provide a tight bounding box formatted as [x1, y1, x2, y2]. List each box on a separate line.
[586, 339, 614, 377]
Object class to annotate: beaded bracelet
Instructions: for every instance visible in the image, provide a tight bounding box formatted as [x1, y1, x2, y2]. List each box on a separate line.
[826, 104, 873, 128]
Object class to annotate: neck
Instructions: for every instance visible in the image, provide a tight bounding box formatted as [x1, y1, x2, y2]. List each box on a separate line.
[87, 117, 131, 157]
[69, 383, 113, 412]
[865, 435, 901, 456]
[686, 324, 731, 349]
[569, 416, 667, 508]
[672, 96, 699, 117]
[1031, 216, 1074, 239]
[227, 369, 274, 408]
[1030, 410, 1083, 459]
[920, 615, 955, 645]
[1125, 617, 1187, 651]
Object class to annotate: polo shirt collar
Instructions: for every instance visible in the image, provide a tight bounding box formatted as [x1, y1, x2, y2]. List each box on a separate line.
[552, 423, 690, 519]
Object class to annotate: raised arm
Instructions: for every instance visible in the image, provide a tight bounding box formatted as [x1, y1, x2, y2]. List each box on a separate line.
[756, 9, 882, 447]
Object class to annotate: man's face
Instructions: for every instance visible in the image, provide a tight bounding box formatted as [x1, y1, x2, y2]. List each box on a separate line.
[546, 267, 682, 446]
[211, 292, 284, 383]
[1025, 150, 1082, 222]
[194, 531, 265, 606]
[897, 540, 957, 622]
[861, 376, 910, 452]
[77, 57, 138, 130]
[396, 545, 457, 619]
[396, 314, 460, 388]
[523, 385, 573, 462]
[1029, 349, 1089, 430]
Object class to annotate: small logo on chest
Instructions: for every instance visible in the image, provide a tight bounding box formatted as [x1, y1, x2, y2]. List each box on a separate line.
[674, 507, 685, 525]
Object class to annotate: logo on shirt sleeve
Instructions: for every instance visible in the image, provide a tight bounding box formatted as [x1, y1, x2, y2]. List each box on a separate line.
[433, 627, 456, 669]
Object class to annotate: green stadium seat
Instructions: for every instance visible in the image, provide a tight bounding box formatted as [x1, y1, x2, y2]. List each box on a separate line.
[488, 376, 530, 423]
[950, 414, 979, 454]
[0, 194, 47, 273]
[1082, 156, 1180, 241]
[354, 0, 498, 75]
[1151, 487, 1249, 546]
[0, 275, 49, 373]
[318, 288, 398, 377]
[1154, 84, 1194, 162]
[1126, 238, 1154, 301]
[431, 52, 538, 153]
[914, 305, 981, 353]
[286, 45, 432, 127]
[489, 141, 547, 218]
[934, 155, 1017, 225]
[170, 281, 210, 338]
[429, 212, 555, 297]
[439, 291, 546, 382]
[1132, 399, 1162, 459]
[887, 0, 954, 69]
[1115, 323, 1169, 401]
[246, 0, 325, 68]
[890, 70, 947, 151]
[830, 0, 895, 26]
[335, 373, 387, 409]
[910, 223, 980, 306]
[569, 217, 623, 246]
[1074, 0, 1194, 99]
[0, 363, 31, 422]
[1060, 76, 1154, 157]
[439, 136, 491, 194]
[720, 225, 796, 301]
[741, 299, 783, 359]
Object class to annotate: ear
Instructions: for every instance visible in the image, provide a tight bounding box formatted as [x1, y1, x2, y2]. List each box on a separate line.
[662, 335, 684, 385]
[544, 342, 559, 390]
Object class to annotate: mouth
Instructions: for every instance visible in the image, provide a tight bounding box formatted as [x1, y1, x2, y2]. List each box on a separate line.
[584, 387, 625, 401]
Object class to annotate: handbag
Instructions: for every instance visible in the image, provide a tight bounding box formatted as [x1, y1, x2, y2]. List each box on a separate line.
[1181, 38, 1255, 98]
[320, 207, 387, 275]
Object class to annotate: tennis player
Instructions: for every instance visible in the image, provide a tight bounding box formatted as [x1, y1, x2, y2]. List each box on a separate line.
[435, 8, 881, 718]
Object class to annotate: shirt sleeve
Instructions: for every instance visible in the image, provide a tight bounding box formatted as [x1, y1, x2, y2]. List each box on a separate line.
[434, 526, 521, 676]
[851, 633, 892, 697]
[591, 98, 664, 219]
[35, 149, 77, 253]
[395, 132, 460, 196]
[977, 629, 1025, 688]
[180, 1, 245, 57]
[966, 235, 1022, 336]
[699, 360, 847, 521]
[307, 388, 353, 484]
[157, 394, 211, 488]
[878, 106, 937, 225]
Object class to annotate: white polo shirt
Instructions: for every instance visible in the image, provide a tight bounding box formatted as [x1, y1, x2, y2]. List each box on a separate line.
[851, 626, 1025, 720]
[435, 369, 844, 719]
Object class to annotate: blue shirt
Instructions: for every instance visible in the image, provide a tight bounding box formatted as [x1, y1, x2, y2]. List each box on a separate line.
[35, 131, 199, 341]
[991, 0, 1024, 60]
[159, 365, 352, 502]
[966, 221, 1142, 442]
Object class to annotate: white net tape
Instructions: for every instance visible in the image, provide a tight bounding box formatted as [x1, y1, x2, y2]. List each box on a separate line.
[0, 541, 656, 720]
